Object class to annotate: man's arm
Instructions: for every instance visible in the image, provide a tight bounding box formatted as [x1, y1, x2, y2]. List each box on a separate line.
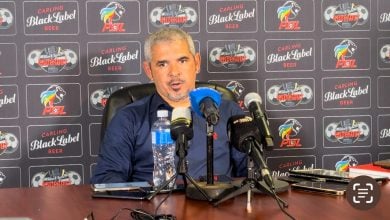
[91, 110, 135, 183]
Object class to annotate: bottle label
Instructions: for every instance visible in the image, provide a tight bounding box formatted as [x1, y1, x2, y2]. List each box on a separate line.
[152, 129, 174, 145]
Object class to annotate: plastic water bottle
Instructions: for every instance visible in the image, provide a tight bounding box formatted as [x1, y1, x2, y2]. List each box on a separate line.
[151, 110, 176, 190]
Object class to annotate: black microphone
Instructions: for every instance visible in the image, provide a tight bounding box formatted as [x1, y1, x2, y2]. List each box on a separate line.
[244, 92, 274, 150]
[170, 107, 193, 174]
[227, 115, 275, 190]
[189, 87, 221, 125]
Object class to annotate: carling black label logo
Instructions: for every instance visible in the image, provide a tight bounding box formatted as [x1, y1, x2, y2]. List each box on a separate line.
[265, 79, 314, 111]
[0, 130, 19, 157]
[264, 39, 314, 72]
[378, 0, 390, 30]
[0, 90, 16, 108]
[378, 115, 390, 146]
[206, 0, 257, 33]
[322, 0, 370, 31]
[321, 38, 370, 71]
[148, 1, 199, 33]
[23, 1, 79, 35]
[27, 46, 78, 74]
[0, 85, 18, 119]
[28, 124, 82, 158]
[324, 116, 371, 147]
[30, 166, 82, 187]
[267, 156, 315, 177]
[26, 83, 81, 118]
[208, 79, 258, 110]
[208, 40, 258, 73]
[0, 2, 16, 35]
[87, 42, 141, 75]
[322, 77, 370, 109]
[0, 43, 17, 78]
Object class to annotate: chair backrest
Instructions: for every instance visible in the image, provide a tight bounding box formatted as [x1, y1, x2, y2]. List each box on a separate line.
[101, 81, 237, 138]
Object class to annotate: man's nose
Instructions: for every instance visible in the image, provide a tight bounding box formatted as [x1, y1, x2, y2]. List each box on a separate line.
[168, 64, 181, 77]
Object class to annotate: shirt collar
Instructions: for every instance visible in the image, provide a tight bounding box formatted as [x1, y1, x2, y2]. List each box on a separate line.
[150, 92, 173, 113]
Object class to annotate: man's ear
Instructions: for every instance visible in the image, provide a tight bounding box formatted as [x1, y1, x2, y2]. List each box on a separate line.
[143, 61, 153, 80]
[195, 52, 201, 74]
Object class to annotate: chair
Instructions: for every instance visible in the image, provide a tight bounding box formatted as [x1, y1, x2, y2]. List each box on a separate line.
[101, 81, 237, 138]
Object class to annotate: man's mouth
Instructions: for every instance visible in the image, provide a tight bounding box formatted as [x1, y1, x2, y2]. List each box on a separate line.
[170, 80, 184, 91]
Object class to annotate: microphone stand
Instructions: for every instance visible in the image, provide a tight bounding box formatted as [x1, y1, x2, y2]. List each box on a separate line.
[147, 133, 212, 201]
[206, 122, 214, 184]
[186, 121, 235, 201]
[213, 141, 288, 207]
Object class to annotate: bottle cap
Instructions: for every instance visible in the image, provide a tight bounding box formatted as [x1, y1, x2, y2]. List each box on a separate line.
[157, 110, 168, 118]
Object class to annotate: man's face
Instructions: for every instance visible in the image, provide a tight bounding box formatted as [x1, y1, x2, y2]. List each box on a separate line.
[143, 38, 200, 107]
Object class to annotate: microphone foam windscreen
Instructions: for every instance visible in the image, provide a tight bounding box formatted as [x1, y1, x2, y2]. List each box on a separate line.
[244, 92, 262, 108]
[172, 107, 191, 121]
[227, 115, 261, 152]
[170, 107, 193, 140]
[189, 87, 221, 117]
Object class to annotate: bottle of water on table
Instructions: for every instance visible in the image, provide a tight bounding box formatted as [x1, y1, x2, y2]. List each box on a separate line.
[151, 109, 176, 190]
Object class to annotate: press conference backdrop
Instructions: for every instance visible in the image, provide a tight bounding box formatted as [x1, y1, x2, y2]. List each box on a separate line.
[0, 0, 389, 188]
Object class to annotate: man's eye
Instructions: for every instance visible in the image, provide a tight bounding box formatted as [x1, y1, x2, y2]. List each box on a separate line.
[157, 63, 166, 67]
[179, 59, 187, 63]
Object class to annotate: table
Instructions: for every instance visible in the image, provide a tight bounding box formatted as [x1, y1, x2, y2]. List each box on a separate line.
[0, 181, 389, 220]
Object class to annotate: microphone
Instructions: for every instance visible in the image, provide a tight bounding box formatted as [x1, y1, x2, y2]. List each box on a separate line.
[170, 107, 193, 144]
[227, 115, 275, 190]
[189, 87, 221, 125]
[170, 107, 193, 173]
[244, 92, 274, 150]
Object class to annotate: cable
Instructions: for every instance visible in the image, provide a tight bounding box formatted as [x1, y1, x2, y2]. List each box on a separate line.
[154, 187, 174, 216]
[110, 207, 176, 220]
[110, 183, 175, 220]
[131, 209, 155, 220]
[110, 208, 134, 220]
[269, 187, 296, 220]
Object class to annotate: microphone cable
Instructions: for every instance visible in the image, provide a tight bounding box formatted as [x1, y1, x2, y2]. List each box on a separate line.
[110, 206, 176, 220]
[110, 189, 176, 220]
[268, 186, 296, 220]
[153, 187, 174, 217]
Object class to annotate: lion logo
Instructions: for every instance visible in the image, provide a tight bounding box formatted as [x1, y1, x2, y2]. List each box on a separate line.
[40, 85, 66, 107]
